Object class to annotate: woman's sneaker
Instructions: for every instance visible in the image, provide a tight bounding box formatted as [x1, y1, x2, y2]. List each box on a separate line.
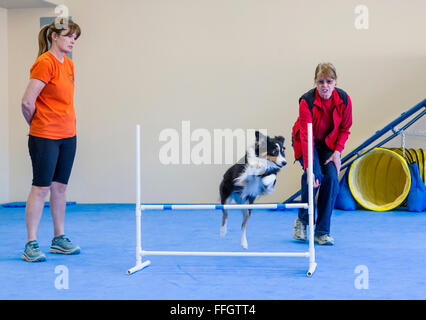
[314, 234, 334, 245]
[50, 235, 80, 255]
[292, 218, 307, 241]
[22, 240, 46, 262]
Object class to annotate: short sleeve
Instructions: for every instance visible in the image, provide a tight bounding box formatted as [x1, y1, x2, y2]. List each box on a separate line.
[30, 57, 53, 84]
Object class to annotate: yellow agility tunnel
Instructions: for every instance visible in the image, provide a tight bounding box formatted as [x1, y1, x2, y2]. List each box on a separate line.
[348, 148, 426, 211]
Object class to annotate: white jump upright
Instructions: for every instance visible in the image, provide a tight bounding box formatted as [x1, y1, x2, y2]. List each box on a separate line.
[127, 123, 317, 276]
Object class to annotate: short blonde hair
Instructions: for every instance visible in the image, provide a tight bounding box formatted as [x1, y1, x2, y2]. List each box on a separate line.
[314, 62, 337, 82]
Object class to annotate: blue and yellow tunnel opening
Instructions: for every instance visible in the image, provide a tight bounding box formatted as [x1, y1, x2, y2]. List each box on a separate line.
[348, 148, 425, 211]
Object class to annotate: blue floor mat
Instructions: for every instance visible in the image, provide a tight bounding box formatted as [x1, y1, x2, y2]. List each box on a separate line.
[0, 204, 425, 299]
[2, 202, 77, 208]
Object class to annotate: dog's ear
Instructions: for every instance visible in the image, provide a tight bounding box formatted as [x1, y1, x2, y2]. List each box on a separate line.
[275, 136, 285, 145]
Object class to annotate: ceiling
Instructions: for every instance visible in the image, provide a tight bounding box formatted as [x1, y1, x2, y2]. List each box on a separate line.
[0, 0, 57, 9]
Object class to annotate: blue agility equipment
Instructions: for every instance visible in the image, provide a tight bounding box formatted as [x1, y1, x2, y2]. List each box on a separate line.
[407, 162, 426, 212]
[335, 169, 357, 211]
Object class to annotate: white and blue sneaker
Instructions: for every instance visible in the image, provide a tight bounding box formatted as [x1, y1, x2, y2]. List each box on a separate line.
[292, 218, 307, 241]
[50, 235, 80, 255]
[314, 234, 334, 245]
[22, 240, 47, 262]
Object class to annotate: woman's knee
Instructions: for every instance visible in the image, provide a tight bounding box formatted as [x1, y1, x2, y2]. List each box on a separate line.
[50, 181, 68, 194]
[31, 185, 51, 199]
[322, 170, 339, 194]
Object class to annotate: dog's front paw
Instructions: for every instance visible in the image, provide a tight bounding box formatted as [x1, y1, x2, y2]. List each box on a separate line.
[264, 186, 275, 194]
[262, 174, 276, 194]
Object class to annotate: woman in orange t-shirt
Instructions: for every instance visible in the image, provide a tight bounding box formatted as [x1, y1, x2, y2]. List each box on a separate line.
[20, 18, 81, 262]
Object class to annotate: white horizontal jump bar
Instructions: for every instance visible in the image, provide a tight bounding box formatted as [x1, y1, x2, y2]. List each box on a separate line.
[141, 250, 309, 257]
[140, 203, 308, 211]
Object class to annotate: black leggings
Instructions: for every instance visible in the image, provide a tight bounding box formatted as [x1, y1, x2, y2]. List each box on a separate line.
[28, 135, 77, 187]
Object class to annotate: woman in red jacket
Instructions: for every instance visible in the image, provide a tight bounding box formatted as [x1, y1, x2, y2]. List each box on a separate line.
[291, 62, 352, 245]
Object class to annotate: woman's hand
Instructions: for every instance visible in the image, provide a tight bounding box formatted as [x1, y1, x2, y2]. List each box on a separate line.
[306, 173, 320, 188]
[324, 150, 341, 175]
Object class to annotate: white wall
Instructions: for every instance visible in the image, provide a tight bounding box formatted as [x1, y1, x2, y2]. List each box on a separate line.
[0, 8, 9, 203]
[7, 0, 426, 204]
[8, 8, 56, 203]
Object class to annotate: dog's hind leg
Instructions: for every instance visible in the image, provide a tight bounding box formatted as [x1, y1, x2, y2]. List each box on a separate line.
[241, 208, 251, 249]
[219, 182, 230, 238]
[220, 209, 228, 238]
[220, 196, 234, 237]
[220, 191, 233, 238]
[240, 197, 254, 249]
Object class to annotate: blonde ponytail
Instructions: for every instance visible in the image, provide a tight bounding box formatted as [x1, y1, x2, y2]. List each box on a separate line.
[37, 25, 50, 57]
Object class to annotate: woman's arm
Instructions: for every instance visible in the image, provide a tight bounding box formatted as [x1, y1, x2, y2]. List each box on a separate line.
[324, 95, 353, 175]
[335, 95, 353, 153]
[21, 79, 46, 125]
[298, 99, 320, 187]
[298, 99, 313, 170]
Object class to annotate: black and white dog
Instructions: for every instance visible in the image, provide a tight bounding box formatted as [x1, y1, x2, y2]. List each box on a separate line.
[219, 131, 287, 249]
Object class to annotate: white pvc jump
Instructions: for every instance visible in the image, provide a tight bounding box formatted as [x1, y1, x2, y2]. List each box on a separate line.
[127, 123, 317, 276]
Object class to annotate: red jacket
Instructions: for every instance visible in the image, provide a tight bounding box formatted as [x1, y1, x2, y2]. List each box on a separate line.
[292, 88, 352, 169]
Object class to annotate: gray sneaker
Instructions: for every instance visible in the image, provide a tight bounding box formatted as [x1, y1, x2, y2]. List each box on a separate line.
[314, 234, 334, 245]
[292, 218, 307, 241]
[50, 235, 80, 255]
[22, 240, 47, 262]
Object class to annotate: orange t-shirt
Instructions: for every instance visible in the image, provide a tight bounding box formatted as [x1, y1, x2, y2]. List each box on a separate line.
[29, 51, 76, 139]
